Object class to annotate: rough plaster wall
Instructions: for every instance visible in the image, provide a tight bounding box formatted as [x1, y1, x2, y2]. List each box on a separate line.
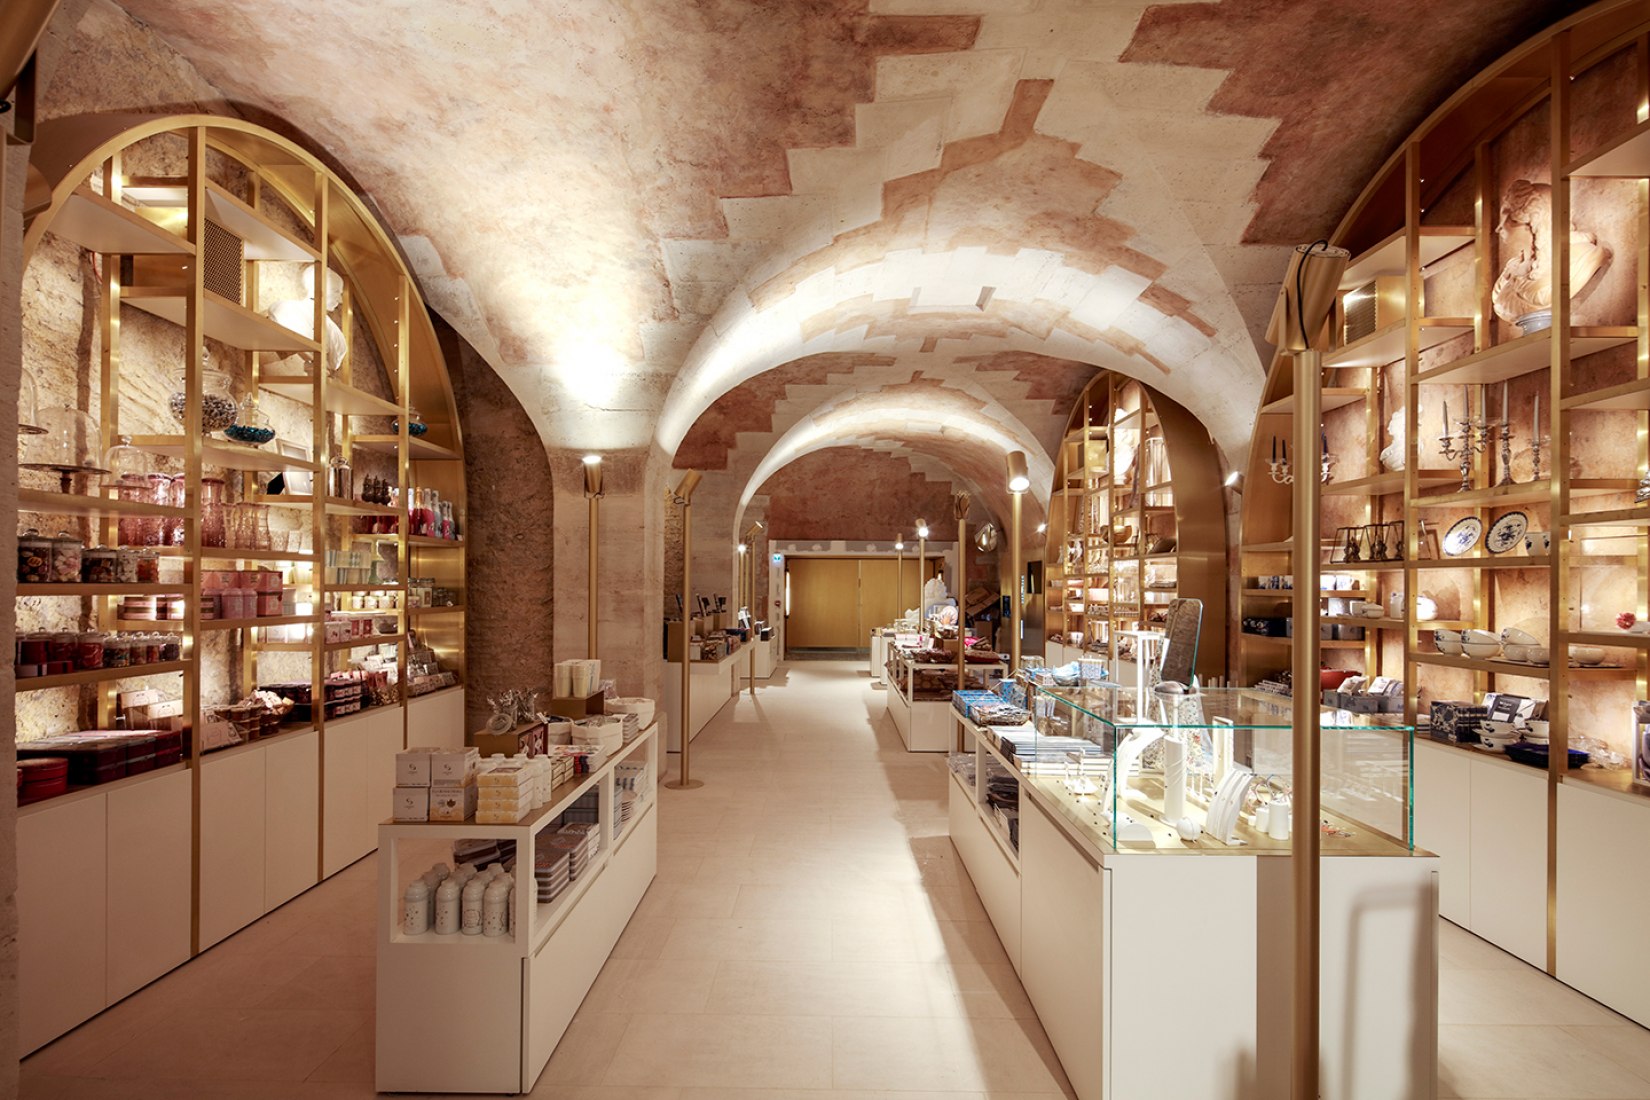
[446, 326, 553, 734]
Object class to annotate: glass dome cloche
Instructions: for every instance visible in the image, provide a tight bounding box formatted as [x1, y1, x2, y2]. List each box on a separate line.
[17, 369, 45, 435]
[225, 395, 276, 447]
[392, 407, 428, 437]
[20, 405, 109, 491]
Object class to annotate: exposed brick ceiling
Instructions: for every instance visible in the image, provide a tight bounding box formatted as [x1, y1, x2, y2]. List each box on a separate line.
[108, 0, 1578, 496]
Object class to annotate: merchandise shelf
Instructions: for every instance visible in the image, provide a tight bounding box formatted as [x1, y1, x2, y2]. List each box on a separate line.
[352, 434, 461, 462]
[17, 582, 186, 596]
[122, 286, 320, 353]
[1322, 615, 1471, 631]
[120, 178, 321, 261]
[128, 434, 321, 472]
[1337, 225, 1474, 288]
[17, 661, 188, 691]
[1562, 376, 1650, 412]
[50, 187, 193, 256]
[1258, 387, 1365, 416]
[1561, 508, 1650, 528]
[1321, 470, 1457, 496]
[257, 371, 402, 417]
[407, 535, 464, 549]
[1324, 316, 1473, 370]
[1563, 631, 1650, 649]
[1410, 651, 1633, 679]
[1566, 118, 1650, 177]
[409, 605, 464, 618]
[325, 633, 404, 651]
[1411, 479, 1634, 509]
[1242, 635, 1367, 649]
[1414, 328, 1637, 386]
[18, 488, 188, 519]
[198, 614, 320, 632]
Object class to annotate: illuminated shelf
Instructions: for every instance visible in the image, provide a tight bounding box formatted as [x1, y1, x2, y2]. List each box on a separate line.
[122, 287, 319, 353]
[199, 614, 320, 632]
[127, 435, 319, 472]
[18, 489, 187, 519]
[1242, 635, 1367, 649]
[1321, 615, 1471, 631]
[17, 661, 187, 691]
[257, 371, 401, 417]
[1338, 226, 1474, 289]
[49, 187, 192, 256]
[1321, 470, 1456, 497]
[1258, 388, 1366, 417]
[410, 605, 465, 617]
[121, 179, 320, 261]
[1561, 508, 1650, 529]
[1565, 631, 1650, 648]
[1566, 118, 1650, 178]
[352, 435, 461, 462]
[17, 582, 185, 597]
[1415, 329, 1637, 386]
[325, 633, 404, 651]
[1413, 479, 1635, 509]
[1325, 317, 1473, 370]
[1412, 652, 1633, 679]
[408, 536, 463, 548]
[1561, 376, 1650, 412]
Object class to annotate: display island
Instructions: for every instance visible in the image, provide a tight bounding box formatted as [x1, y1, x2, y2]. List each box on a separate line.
[948, 674, 1437, 1100]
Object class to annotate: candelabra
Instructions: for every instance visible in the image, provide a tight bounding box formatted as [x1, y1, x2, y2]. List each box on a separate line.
[1268, 451, 1336, 485]
[1529, 434, 1548, 483]
[1438, 416, 1508, 493]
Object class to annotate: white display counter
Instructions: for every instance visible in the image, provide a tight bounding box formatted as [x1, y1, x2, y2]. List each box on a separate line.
[869, 628, 890, 682]
[375, 727, 659, 1094]
[886, 666, 954, 752]
[664, 646, 741, 750]
[953, 716, 1438, 1100]
[409, 685, 466, 750]
[742, 634, 777, 682]
[1415, 737, 1650, 1027]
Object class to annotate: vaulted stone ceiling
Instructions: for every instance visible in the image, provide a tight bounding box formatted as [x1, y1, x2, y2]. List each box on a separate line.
[114, 0, 1578, 495]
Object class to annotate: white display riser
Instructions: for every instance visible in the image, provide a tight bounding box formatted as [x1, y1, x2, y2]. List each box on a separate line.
[887, 679, 954, 753]
[664, 650, 740, 750]
[375, 729, 659, 1094]
[1415, 738, 1650, 1027]
[950, 752, 1438, 1100]
[869, 630, 888, 682]
[748, 635, 778, 680]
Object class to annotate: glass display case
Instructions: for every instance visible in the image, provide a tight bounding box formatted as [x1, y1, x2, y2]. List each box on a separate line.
[970, 678, 1413, 855]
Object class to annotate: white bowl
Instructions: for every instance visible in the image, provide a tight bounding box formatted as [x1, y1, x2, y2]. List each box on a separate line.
[1462, 640, 1502, 660]
[1570, 645, 1606, 666]
[1464, 629, 1501, 646]
[1434, 630, 1464, 656]
[1524, 719, 1550, 743]
[1502, 643, 1532, 663]
[1481, 719, 1520, 739]
[1478, 735, 1514, 752]
[1500, 627, 1540, 647]
[605, 696, 656, 728]
[1361, 606, 1384, 619]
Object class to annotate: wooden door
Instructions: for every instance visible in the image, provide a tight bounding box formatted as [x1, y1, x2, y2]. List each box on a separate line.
[787, 557, 863, 648]
[861, 558, 925, 629]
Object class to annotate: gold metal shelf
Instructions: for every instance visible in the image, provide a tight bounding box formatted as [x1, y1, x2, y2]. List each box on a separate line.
[1414, 328, 1637, 386]
[1321, 470, 1457, 496]
[122, 286, 320, 353]
[1411, 652, 1633, 679]
[199, 614, 321, 632]
[1325, 317, 1472, 370]
[18, 488, 187, 519]
[51, 187, 193, 256]
[325, 633, 404, 651]
[128, 434, 320, 472]
[1337, 225, 1474, 289]
[17, 661, 188, 691]
[1412, 479, 1635, 509]
[17, 582, 186, 597]
[1566, 118, 1650, 178]
[352, 435, 461, 462]
[258, 371, 401, 417]
[1561, 508, 1650, 528]
[1259, 387, 1366, 417]
[1561, 376, 1650, 412]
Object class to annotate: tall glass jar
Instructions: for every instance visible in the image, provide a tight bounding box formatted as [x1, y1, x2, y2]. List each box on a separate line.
[200, 478, 227, 548]
[169, 351, 237, 434]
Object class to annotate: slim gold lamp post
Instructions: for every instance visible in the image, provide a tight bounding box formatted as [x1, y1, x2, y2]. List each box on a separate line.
[743, 520, 764, 698]
[1267, 240, 1349, 1100]
[665, 469, 704, 790]
[583, 454, 603, 659]
[895, 534, 905, 623]
[1006, 452, 1030, 673]
[916, 518, 929, 626]
[953, 493, 970, 692]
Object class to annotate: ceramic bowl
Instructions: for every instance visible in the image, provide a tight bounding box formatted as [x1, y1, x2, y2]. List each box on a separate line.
[1478, 734, 1515, 752]
[1525, 645, 1549, 663]
[1524, 719, 1550, 742]
[1525, 531, 1551, 557]
[1500, 627, 1540, 647]
[1570, 645, 1606, 666]
[1462, 640, 1503, 660]
[1434, 630, 1464, 656]
[1482, 719, 1520, 739]
[1502, 643, 1533, 663]
[1361, 606, 1384, 619]
[1464, 629, 1501, 646]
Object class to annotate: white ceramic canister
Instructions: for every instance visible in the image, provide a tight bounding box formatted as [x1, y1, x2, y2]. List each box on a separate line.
[482, 876, 511, 937]
[403, 878, 430, 935]
[434, 876, 462, 935]
[1268, 799, 1291, 841]
[461, 876, 488, 935]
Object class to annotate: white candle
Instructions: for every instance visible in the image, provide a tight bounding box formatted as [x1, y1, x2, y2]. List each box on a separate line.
[1442, 399, 1448, 434]
[1502, 380, 1509, 425]
[1532, 392, 1539, 442]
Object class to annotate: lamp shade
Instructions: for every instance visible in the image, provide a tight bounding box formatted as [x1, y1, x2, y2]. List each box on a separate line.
[583, 454, 603, 496]
[672, 469, 702, 502]
[1006, 450, 1030, 493]
[1265, 242, 1350, 353]
[915, 518, 929, 538]
[952, 492, 970, 521]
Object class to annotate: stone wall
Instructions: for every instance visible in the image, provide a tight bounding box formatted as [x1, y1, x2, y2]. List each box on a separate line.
[440, 320, 554, 733]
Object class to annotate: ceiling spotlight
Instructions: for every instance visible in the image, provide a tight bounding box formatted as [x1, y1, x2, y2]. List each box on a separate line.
[1225, 470, 1244, 492]
[583, 453, 603, 496]
[916, 518, 930, 539]
[1036, 522, 1047, 533]
[1006, 451, 1030, 494]
[895, 536, 905, 551]
[737, 542, 747, 554]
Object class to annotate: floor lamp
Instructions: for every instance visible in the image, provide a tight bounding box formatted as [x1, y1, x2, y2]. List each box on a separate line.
[743, 520, 763, 697]
[1266, 240, 1349, 1099]
[1006, 451, 1030, 673]
[583, 454, 602, 659]
[895, 534, 905, 624]
[665, 469, 703, 790]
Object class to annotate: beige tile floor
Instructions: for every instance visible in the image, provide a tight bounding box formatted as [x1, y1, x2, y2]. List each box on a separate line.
[19, 659, 1650, 1098]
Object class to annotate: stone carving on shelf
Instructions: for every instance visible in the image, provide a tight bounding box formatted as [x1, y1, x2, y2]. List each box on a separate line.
[1491, 179, 1611, 334]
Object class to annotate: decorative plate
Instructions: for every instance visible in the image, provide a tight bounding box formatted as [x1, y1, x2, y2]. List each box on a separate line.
[1442, 516, 1482, 557]
[1485, 511, 1528, 555]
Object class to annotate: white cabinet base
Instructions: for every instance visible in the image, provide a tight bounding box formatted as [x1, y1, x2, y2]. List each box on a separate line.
[664, 654, 739, 750]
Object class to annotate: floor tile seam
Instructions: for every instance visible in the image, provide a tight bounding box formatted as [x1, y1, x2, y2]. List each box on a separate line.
[1554, 1023, 1650, 1087]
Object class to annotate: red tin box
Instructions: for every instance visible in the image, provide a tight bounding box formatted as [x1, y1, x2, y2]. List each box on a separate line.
[19, 738, 126, 786]
[18, 757, 69, 803]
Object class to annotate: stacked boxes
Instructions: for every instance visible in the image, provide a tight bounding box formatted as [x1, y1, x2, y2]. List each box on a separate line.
[394, 746, 480, 822]
[476, 760, 535, 824]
